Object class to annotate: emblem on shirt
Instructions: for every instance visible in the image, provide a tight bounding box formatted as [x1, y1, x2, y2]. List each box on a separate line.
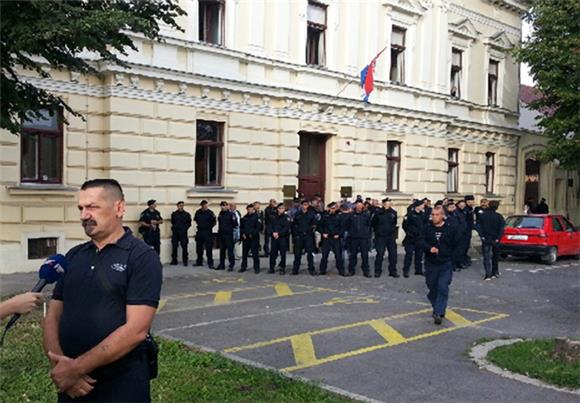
[110, 263, 127, 273]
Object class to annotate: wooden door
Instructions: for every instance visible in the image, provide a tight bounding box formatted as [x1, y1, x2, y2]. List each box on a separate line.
[298, 133, 326, 199]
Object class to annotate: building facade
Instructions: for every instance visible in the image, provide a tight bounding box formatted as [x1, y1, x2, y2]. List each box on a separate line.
[0, 0, 530, 272]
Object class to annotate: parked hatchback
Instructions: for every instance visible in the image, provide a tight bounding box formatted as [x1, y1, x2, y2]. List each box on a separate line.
[499, 214, 580, 264]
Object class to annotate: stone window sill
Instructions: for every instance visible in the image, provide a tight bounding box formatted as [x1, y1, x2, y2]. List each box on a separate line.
[7, 184, 78, 197]
[186, 187, 238, 198]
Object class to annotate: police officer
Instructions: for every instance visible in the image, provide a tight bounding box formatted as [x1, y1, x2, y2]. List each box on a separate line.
[263, 199, 277, 257]
[347, 201, 372, 277]
[138, 199, 163, 255]
[445, 201, 467, 271]
[338, 203, 352, 264]
[217, 201, 237, 271]
[372, 198, 399, 278]
[421, 206, 461, 325]
[478, 200, 505, 280]
[402, 200, 425, 277]
[269, 203, 290, 274]
[292, 199, 317, 275]
[240, 203, 262, 273]
[462, 195, 476, 267]
[318, 202, 345, 276]
[170, 201, 192, 266]
[193, 200, 216, 269]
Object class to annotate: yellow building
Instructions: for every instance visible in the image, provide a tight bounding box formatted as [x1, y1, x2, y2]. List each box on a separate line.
[1, 0, 533, 272]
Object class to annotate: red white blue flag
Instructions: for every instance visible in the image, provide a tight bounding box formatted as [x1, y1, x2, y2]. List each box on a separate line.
[360, 46, 388, 103]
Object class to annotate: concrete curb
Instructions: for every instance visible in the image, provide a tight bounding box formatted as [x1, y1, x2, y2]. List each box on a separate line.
[469, 338, 580, 396]
[161, 334, 384, 403]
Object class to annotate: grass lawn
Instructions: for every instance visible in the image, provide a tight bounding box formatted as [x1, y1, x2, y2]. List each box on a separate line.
[0, 311, 353, 402]
[487, 339, 580, 389]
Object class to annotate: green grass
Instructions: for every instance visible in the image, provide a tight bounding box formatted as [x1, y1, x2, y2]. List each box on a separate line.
[487, 339, 580, 389]
[0, 312, 353, 402]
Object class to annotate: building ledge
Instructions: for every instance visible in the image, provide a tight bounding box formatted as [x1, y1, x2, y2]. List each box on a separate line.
[381, 192, 414, 200]
[6, 184, 78, 197]
[186, 187, 238, 198]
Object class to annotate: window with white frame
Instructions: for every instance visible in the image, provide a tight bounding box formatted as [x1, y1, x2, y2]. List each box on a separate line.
[306, 1, 326, 65]
[447, 148, 459, 193]
[199, 0, 224, 45]
[488, 59, 499, 106]
[390, 26, 406, 83]
[386, 141, 401, 192]
[450, 48, 462, 98]
[195, 120, 223, 186]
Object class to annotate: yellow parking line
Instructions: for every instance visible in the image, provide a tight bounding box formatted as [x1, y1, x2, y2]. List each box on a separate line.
[445, 309, 472, 326]
[290, 335, 317, 366]
[275, 283, 294, 297]
[166, 284, 275, 301]
[214, 291, 232, 305]
[156, 298, 167, 313]
[368, 319, 406, 344]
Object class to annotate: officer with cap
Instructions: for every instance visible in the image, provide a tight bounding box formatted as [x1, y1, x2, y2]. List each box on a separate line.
[463, 195, 476, 267]
[240, 203, 262, 273]
[318, 202, 345, 276]
[292, 199, 317, 275]
[402, 199, 425, 277]
[269, 203, 290, 274]
[170, 201, 192, 266]
[193, 200, 216, 268]
[372, 198, 399, 278]
[347, 201, 372, 277]
[217, 201, 238, 271]
[139, 199, 163, 255]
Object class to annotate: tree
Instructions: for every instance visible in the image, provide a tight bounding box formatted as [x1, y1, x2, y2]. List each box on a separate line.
[514, 0, 580, 170]
[1, 0, 186, 135]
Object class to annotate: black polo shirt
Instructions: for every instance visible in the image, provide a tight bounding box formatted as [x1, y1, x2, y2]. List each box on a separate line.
[53, 227, 162, 362]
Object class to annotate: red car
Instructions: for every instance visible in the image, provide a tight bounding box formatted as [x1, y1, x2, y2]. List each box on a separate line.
[499, 214, 580, 264]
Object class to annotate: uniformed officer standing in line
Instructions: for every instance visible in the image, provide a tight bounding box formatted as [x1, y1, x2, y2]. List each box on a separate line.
[193, 200, 216, 269]
[347, 201, 372, 277]
[269, 203, 290, 274]
[240, 204, 262, 273]
[253, 201, 264, 257]
[318, 202, 345, 276]
[263, 199, 277, 257]
[372, 198, 399, 278]
[170, 201, 191, 266]
[462, 195, 476, 267]
[292, 199, 317, 275]
[338, 203, 352, 263]
[138, 199, 163, 255]
[420, 206, 461, 325]
[402, 200, 425, 277]
[478, 200, 505, 280]
[446, 201, 467, 271]
[217, 201, 238, 271]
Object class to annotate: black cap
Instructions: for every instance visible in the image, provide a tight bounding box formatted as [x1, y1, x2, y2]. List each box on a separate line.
[176, 201, 184, 205]
[327, 202, 337, 208]
[219, 201, 228, 206]
[412, 200, 423, 208]
[246, 203, 254, 209]
[382, 198, 391, 203]
[465, 195, 475, 201]
[200, 200, 208, 205]
[276, 203, 285, 208]
[301, 199, 310, 205]
[147, 199, 156, 206]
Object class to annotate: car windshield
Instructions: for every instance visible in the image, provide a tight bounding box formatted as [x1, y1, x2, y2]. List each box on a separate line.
[505, 216, 544, 229]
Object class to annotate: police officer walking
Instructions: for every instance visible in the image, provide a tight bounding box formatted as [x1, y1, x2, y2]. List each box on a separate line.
[318, 202, 345, 276]
[478, 200, 505, 280]
[217, 201, 238, 271]
[421, 206, 461, 325]
[347, 201, 372, 277]
[372, 198, 399, 278]
[139, 199, 163, 255]
[193, 200, 216, 269]
[240, 203, 262, 273]
[269, 203, 290, 274]
[402, 200, 425, 277]
[292, 200, 317, 275]
[170, 201, 191, 266]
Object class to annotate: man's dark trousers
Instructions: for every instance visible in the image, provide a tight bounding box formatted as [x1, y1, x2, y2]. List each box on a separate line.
[463, 230, 473, 266]
[482, 241, 500, 278]
[219, 233, 235, 269]
[374, 237, 397, 275]
[293, 235, 315, 274]
[269, 236, 288, 272]
[425, 261, 454, 317]
[263, 227, 271, 256]
[144, 230, 160, 255]
[195, 231, 214, 267]
[349, 238, 370, 275]
[242, 236, 260, 272]
[320, 238, 344, 275]
[403, 242, 423, 274]
[171, 231, 188, 264]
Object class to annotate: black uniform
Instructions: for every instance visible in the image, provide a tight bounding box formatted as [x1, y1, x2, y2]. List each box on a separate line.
[218, 210, 238, 270]
[338, 211, 351, 261]
[446, 210, 467, 269]
[478, 209, 505, 278]
[461, 206, 475, 266]
[318, 211, 345, 275]
[347, 210, 372, 276]
[170, 209, 192, 265]
[139, 208, 162, 255]
[269, 212, 290, 273]
[372, 207, 398, 276]
[402, 209, 424, 275]
[292, 208, 317, 274]
[264, 205, 277, 256]
[194, 208, 216, 267]
[240, 212, 262, 273]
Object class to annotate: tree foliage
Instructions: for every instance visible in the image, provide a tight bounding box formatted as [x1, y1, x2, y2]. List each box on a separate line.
[514, 0, 580, 170]
[1, 0, 185, 134]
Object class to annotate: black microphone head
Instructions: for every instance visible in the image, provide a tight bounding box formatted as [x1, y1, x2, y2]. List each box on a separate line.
[39, 254, 67, 284]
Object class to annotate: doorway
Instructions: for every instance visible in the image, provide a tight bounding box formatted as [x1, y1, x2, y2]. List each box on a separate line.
[524, 157, 540, 206]
[298, 132, 327, 200]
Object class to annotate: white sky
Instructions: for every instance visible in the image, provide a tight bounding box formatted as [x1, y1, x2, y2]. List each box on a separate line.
[520, 20, 535, 86]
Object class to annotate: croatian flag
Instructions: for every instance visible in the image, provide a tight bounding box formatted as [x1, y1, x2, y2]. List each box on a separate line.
[360, 59, 376, 103]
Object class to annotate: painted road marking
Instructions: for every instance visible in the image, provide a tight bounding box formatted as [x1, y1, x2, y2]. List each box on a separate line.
[202, 277, 246, 284]
[274, 283, 294, 297]
[156, 298, 167, 313]
[214, 291, 232, 304]
[224, 307, 508, 372]
[323, 296, 379, 306]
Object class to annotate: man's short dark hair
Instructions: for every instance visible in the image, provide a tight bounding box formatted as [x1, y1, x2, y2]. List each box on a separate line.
[80, 179, 124, 201]
[489, 200, 500, 210]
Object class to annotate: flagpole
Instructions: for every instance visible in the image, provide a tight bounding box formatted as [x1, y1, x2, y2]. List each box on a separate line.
[333, 44, 389, 99]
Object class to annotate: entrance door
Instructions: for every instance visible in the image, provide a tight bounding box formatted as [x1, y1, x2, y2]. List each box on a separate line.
[298, 133, 326, 199]
[524, 158, 540, 207]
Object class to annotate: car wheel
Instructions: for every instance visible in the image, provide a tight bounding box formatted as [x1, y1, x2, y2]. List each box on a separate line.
[541, 247, 557, 265]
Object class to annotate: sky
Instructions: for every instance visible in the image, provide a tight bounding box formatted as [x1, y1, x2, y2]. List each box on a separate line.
[520, 20, 534, 86]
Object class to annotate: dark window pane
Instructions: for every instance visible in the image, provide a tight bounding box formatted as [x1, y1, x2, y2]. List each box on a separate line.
[28, 237, 57, 259]
[197, 122, 219, 142]
[505, 216, 544, 229]
[209, 145, 218, 183]
[21, 133, 38, 181]
[552, 218, 563, 231]
[22, 109, 58, 131]
[195, 145, 206, 185]
[39, 135, 59, 181]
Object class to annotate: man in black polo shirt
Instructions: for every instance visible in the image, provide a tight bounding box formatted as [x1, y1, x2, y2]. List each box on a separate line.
[43, 179, 162, 402]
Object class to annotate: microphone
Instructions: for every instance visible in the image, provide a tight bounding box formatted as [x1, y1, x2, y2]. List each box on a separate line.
[0, 254, 67, 346]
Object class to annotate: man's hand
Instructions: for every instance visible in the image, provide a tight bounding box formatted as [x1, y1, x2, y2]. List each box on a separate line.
[0, 292, 42, 319]
[48, 351, 88, 393]
[273, 232, 279, 239]
[64, 376, 96, 398]
[430, 247, 439, 254]
[323, 234, 329, 239]
[333, 235, 339, 239]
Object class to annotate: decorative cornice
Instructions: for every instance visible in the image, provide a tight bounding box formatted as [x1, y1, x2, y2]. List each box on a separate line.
[449, 4, 520, 37]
